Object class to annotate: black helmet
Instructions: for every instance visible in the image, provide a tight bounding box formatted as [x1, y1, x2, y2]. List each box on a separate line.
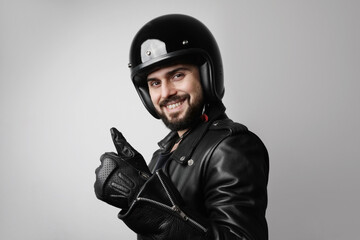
[128, 14, 224, 118]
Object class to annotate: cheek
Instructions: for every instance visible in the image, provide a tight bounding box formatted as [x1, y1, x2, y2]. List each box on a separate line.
[149, 90, 160, 107]
[190, 82, 203, 101]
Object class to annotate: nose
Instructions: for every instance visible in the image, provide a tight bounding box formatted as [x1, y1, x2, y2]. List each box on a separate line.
[161, 81, 177, 99]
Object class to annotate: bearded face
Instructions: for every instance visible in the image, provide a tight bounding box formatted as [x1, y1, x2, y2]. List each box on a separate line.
[147, 64, 204, 132]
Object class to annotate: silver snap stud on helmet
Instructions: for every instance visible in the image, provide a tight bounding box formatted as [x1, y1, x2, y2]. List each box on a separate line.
[128, 14, 224, 119]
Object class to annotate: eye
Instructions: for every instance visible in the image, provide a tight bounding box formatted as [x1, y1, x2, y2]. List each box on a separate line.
[148, 80, 161, 88]
[172, 72, 185, 80]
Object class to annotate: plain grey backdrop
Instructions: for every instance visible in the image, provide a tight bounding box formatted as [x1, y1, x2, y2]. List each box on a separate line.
[1, 0, 359, 239]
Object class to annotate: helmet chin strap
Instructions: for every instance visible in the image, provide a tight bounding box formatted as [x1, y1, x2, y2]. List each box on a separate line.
[201, 104, 209, 122]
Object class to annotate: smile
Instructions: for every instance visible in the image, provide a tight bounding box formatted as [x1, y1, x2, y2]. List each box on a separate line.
[166, 100, 184, 110]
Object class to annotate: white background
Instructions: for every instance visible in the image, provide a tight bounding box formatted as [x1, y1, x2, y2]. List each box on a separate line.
[1, 0, 359, 239]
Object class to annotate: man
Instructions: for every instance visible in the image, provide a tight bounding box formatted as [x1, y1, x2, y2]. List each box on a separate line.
[94, 14, 269, 240]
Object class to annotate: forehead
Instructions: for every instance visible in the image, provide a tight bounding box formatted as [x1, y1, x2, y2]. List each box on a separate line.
[147, 64, 197, 80]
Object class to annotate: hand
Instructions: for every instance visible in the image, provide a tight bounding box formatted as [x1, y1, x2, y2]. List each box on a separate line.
[94, 128, 151, 209]
[118, 170, 210, 240]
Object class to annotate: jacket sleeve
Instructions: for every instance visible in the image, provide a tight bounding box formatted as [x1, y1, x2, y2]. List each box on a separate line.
[118, 129, 268, 240]
[202, 130, 269, 240]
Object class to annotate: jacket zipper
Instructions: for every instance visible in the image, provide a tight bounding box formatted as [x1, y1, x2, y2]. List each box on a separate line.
[135, 171, 208, 233]
[136, 197, 207, 233]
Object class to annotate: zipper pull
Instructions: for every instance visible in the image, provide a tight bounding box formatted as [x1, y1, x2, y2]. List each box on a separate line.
[139, 171, 150, 179]
[172, 205, 189, 221]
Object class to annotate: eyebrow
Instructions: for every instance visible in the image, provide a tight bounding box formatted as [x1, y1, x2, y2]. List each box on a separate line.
[147, 67, 191, 82]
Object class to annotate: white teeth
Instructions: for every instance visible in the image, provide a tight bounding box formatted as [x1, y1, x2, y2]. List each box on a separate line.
[167, 102, 182, 109]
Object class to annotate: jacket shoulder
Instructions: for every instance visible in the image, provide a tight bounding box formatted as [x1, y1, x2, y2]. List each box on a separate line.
[209, 118, 248, 134]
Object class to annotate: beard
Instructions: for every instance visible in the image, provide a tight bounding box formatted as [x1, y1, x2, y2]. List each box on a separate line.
[157, 94, 204, 132]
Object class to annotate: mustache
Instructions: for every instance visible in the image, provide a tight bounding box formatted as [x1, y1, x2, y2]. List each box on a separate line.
[159, 94, 189, 107]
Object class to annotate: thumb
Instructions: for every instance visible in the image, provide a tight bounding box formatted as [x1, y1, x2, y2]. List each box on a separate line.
[110, 127, 135, 158]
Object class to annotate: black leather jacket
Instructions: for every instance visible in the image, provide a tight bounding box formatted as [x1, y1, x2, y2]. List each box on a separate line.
[121, 104, 269, 240]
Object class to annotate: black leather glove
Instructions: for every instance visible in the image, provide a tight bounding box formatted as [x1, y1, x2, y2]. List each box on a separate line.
[94, 127, 152, 209]
[118, 169, 210, 240]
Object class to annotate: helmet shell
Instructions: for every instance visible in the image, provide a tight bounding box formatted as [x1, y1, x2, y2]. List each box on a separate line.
[129, 14, 224, 118]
